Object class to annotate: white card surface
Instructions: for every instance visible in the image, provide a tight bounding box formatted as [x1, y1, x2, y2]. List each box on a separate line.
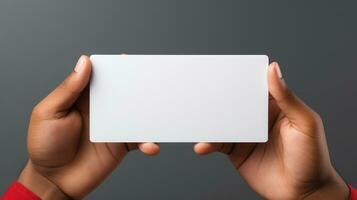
[90, 55, 268, 142]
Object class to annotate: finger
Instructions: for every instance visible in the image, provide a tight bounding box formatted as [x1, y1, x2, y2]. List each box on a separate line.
[124, 143, 138, 152]
[268, 93, 281, 130]
[35, 55, 91, 118]
[138, 143, 160, 156]
[194, 142, 258, 170]
[193, 143, 234, 155]
[268, 62, 319, 131]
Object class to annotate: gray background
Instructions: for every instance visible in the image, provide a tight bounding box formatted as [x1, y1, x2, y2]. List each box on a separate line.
[0, 0, 356, 199]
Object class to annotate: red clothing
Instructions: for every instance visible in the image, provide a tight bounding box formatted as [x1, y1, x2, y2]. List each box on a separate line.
[1, 181, 357, 199]
[1, 182, 40, 200]
[350, 185, 357, 200]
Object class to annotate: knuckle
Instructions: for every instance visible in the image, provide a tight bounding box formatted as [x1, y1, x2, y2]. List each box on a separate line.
[31, 104, 44, 117]
[31, 102, 50, 118]
[278, 87, 295, 104]
[305, 111, 323, 131]
[312, 111, 323, 126]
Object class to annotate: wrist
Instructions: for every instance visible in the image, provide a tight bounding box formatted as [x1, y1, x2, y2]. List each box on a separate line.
[18, 161, 72, 200]
[304, 169, 349, 200]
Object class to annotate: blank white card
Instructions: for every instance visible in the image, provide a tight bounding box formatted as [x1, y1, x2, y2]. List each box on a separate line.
[90, 55, 268, 142]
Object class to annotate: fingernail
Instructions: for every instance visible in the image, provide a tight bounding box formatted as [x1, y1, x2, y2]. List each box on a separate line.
[274, 62, 283, 79]
[273, 62, 287, 89]
[74, 56, 86, 73]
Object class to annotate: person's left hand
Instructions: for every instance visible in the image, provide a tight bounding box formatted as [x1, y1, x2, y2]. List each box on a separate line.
[18, 55, 160, 200]
[193, 62, 348, 200]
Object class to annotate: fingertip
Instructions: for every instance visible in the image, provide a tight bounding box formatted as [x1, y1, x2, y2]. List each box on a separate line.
[74, 55, 89, 72]
[81, 55, 91, 65]
[268, 62, 281, 80]
[193, 143, 211, 155]
[268, 61, 287, 97]
[39, 55, 92, 115]
[269, 61, 278, 68]
[70, 55, 91, 86]
[139, 143, 160, 156]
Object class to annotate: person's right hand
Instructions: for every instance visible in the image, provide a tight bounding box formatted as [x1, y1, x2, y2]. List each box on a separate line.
[194, 62, 349, 199]
[18, 56, 160, 200]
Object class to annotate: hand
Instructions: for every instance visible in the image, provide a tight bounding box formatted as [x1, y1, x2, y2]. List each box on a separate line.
[18, 56, 160, 200]
[194, 62, 349, 200]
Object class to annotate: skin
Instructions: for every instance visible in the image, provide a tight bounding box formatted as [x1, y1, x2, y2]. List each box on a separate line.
[18, 56, 349, 199]
[194, 62, 349, 199]
[18, 55, 160, 199]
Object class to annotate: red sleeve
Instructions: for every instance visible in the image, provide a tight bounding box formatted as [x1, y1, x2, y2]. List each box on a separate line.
[1, 181, 41, 200]
[1, 181, 355, 200]
[350, 185, 357, 200]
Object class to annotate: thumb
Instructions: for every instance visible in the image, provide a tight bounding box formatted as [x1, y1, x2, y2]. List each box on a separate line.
[268, 62, 319, 132]
[34, 55, 92, 118]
